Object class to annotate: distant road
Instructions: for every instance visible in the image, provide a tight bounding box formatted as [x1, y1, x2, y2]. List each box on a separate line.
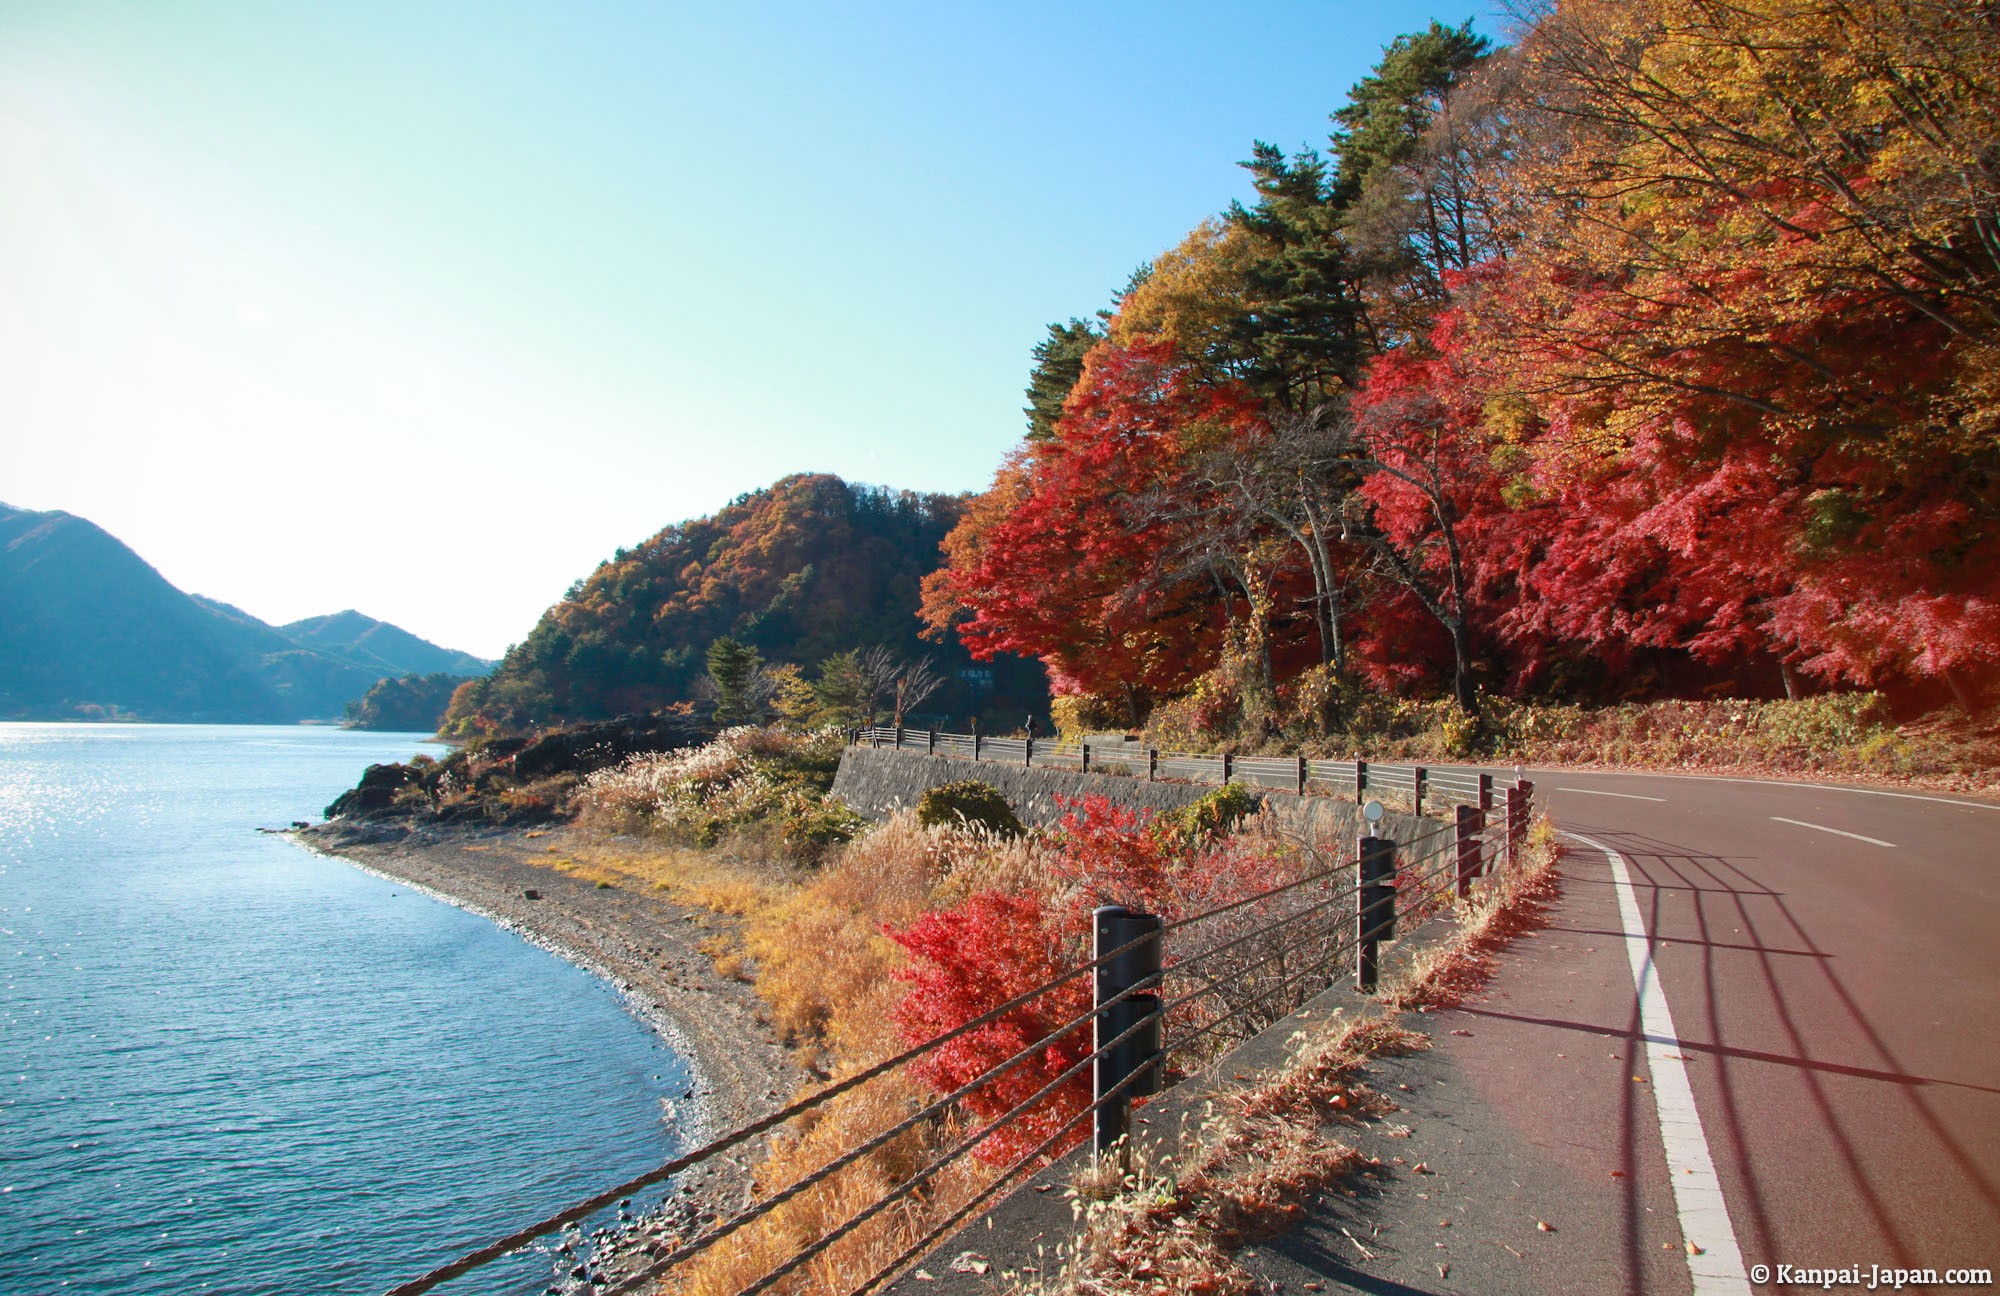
[1527, 768, 2000, 1287]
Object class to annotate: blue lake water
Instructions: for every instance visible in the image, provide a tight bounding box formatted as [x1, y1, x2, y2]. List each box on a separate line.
[0, 724, 693, 1295]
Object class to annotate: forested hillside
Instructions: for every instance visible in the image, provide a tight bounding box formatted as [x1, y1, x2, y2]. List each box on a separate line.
[922, 0, 1998, 744]
[343, 673, 477, 732]
[443, 474, 1045, 735]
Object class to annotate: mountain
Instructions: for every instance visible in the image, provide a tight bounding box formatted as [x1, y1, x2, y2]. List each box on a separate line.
[444, 473, 1047, 735]
[279, 610, 491, 677]
[0, 501, 487, 723]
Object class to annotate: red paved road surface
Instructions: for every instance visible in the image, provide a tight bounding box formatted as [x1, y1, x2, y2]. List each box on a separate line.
[1256, 770, 2000, 1295]
[1545, 773, 2000, 1283]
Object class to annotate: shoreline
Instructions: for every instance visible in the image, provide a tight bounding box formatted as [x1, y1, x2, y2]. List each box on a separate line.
[292, 818, 801, 1283]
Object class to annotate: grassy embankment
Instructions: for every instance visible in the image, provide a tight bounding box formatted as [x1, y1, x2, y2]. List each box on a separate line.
[532, 725, 1559, 1295]
[548, 727, 1071, 1295]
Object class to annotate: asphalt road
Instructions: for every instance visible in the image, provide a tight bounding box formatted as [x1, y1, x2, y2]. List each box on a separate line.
[1248, 768, 2000, 1296]
[1525, 771, 2000, 1291]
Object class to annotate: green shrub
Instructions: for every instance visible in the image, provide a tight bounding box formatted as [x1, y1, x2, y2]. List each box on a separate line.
[915, 781, 1025, 838]
[781, 793, 870, 863]
[1163, 782, 1261, 846]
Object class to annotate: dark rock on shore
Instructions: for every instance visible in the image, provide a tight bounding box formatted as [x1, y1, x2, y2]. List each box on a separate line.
[510, 713, 709, 781]
[322, 712, 710, 826]
[325, 761, 419, 817]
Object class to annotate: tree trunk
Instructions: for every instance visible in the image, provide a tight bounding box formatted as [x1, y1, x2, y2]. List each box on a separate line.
[1941, 666, 1981, 714]
[1450, 621, 1479, 719]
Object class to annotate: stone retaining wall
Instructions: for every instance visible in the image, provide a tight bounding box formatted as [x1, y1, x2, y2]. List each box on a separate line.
[831, 745, 1436, 844]
[830, 746, 1217, 826]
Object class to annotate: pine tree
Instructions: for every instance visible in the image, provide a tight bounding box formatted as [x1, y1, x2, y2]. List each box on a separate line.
[706, 636, 763, 725]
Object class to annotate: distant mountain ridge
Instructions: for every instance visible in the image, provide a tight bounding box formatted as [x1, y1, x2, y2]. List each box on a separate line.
[279, 610, 490, 678]
[0, 501, 492, 723]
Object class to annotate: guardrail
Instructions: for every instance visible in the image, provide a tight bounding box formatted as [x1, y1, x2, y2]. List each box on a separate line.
[855, 725, 1510, 817]
[383, 750, 1536, 1296]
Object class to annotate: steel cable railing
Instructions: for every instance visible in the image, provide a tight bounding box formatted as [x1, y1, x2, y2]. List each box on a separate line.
[388, 758, 1536, 1296]
[605, 999, 1167, 1296]
[586, 958, 1169, 1294]
[384, 924, 1162, 1296]
[723, 1006, 1166, 1296]
[1161, 912, 1358, 1060]
[839, 1054, 1161, 1296]
[1165, 932, 1362, 1060]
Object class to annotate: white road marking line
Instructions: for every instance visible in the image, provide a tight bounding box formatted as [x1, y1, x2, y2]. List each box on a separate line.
[1557, 787, 1667, 802]
[1566, 829, 1751, 1295]
[1769, 817, 1897, 849]
[1532, 770, 1999, 812]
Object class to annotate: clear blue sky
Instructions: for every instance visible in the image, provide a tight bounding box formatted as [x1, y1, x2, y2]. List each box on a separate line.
[1, 1, 1503, 659]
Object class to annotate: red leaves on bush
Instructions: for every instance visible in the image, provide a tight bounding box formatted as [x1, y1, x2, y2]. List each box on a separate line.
[887, 797, 1312, 1165]
[1044, 795, 1180, 915]
[888, 892, 1093, 1165]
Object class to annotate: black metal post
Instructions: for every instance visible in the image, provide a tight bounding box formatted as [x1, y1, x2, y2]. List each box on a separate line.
[928, 728, 937, 755]
[1024, 736, 1034, 767]
[1081, 741, 1090, 774]
[1296, 755, 1308, 796]
[1221, 752, 1234, 784]
[1357, 833, 1397, 992]
[1094, 905, 1162, 1160]
[1414, 766, 1427, 817]
[1355, 759, 1368, 800]
[1478, 772, 1493, 813]
[1456, 804, 1483, 899]
[1512, 779, 1534, 866]
[1148, 748, 1158, 782]
[1360, 832, 1392, 992]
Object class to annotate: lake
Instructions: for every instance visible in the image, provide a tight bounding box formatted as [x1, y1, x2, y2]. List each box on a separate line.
[0, 723, 692, 1295]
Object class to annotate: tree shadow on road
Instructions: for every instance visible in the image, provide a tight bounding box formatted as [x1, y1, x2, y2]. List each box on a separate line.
[1538, 824, 2000, 1269]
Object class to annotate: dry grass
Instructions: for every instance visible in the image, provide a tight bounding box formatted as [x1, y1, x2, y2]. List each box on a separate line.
[1018, 1017, 1428, 1296]
[570, 814, 1068, 1296]
[1383, 814, 1563, 1013]
[1485, 696, 2000, 794]
[575, 795, 1562, 1296]
[564, 835, 791, 919]
[573, 726, 863, 862]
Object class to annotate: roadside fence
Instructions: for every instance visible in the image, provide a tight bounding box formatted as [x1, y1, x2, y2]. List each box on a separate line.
[383, 736, 1536, 1296]
[856, 725, 1508, 818]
